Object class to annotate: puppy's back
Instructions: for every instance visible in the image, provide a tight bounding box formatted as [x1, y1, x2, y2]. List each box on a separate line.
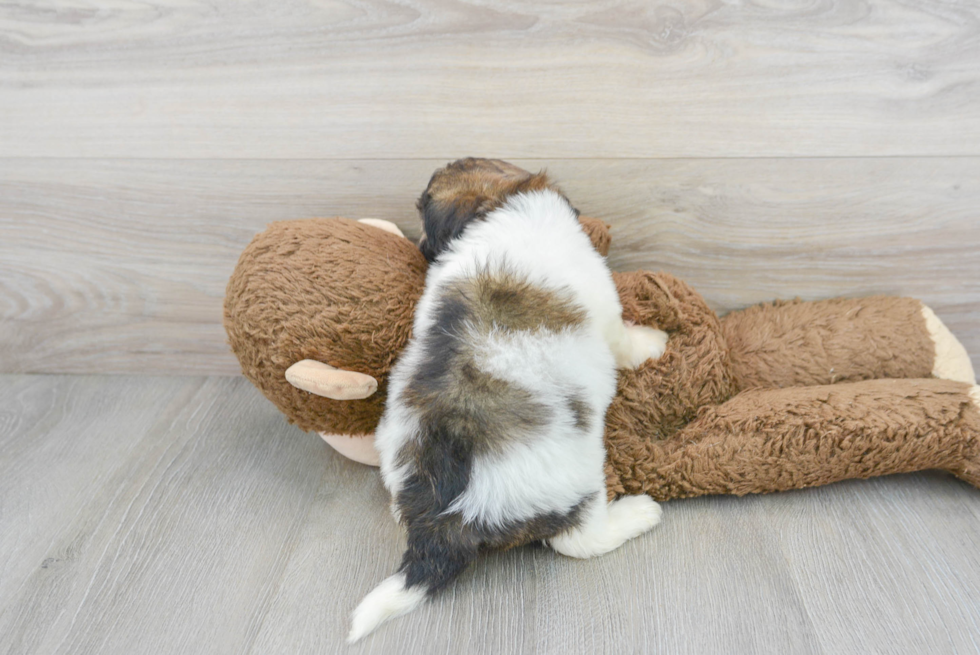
[352, 190, 618, 642]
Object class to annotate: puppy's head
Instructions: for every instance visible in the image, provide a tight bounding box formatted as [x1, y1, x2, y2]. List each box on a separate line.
[416, 158, 566, 262]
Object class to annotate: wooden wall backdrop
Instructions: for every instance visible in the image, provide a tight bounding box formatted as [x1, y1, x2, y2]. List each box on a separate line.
[1, 0, 978, 376]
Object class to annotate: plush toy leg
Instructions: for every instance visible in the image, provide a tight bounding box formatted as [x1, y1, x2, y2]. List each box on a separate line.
[604, 378, 980, 501]
[956, 385, 980, 487]
[721, 297, 975, 390]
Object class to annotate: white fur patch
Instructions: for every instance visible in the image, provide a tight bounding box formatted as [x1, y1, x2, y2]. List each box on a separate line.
[348, 573, 427, 643]
[549, 494, 663, 559]
[448, 329, 616, 525]
[377, 190, 635, 528]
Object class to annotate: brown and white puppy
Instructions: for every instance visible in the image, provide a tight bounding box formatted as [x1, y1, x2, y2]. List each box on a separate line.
[348, 159, 667, 642]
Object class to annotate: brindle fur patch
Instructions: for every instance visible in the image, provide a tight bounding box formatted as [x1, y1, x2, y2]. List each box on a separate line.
[400, 268, 586, 459]
[397, 485, 595, 594]
[467, 269, 587, 333]
[416, 157, 578, 262]
[565, 391, 594, 432]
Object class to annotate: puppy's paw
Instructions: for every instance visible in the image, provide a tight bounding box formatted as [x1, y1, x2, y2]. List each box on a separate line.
[608, 494, 662, 541]
[621, 326, 668, 369]
[548, 495, 662, 558]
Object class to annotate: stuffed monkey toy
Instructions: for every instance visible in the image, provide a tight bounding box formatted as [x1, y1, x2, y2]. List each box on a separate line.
[224, 214, 979, 501]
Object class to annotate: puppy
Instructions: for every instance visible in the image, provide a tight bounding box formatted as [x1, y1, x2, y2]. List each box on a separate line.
[348, 159, 667, 642]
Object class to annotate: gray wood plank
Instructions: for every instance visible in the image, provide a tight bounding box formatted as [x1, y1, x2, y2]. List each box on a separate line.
[2, 157, 977, 376]
[1, 0, 978, 158]
[0, 375, 328, 655]
[0, 375, 200, 599]
[762, 475, 980, 654]
[247, 456, 823, 655]
[1, 374, 979, 655]
[251, 454, 980, 654]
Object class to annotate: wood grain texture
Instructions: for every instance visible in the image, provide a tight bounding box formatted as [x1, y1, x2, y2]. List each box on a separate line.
[1, 0, 979, 159]
[3, 2, 978, 652]
[2, 157, 977, 376]
[1, 374, 978, 654]
[764, 478, 980, 653]
[0, 375, 329, 655]
[0, 375, 199, 600]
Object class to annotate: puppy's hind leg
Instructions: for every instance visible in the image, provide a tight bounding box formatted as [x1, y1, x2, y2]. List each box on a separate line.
[547, 494, 662, 559]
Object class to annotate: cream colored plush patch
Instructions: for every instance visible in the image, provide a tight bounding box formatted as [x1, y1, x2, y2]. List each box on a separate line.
[969, 385, 980, 408]
[357, 218, 405, 238]
[922, 305, 976, 383]
[285, 359, 378, 400]
[319, 432, 380, 466]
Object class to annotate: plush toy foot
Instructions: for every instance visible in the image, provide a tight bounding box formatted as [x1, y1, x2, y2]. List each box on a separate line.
[922, 305, 976, 383]
[319, 432, 381, 466]
[548, 494, 662, 558]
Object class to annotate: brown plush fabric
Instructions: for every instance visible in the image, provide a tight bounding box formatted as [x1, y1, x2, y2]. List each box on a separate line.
[607, 271, 739, 442]
[224, 216, 979, 501]
[578, 216, 612, 257]
[722, 296, 934, 390]
[224, 218, 426, 434]
[605, 379, 980, 500]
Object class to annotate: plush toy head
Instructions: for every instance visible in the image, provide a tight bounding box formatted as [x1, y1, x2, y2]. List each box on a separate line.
[224, 213, 616, 439]
[224, 218, 426, 437]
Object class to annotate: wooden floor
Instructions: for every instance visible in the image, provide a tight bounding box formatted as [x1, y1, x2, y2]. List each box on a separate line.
[2, 2, 979, 653]
[1, 373, 978, 655]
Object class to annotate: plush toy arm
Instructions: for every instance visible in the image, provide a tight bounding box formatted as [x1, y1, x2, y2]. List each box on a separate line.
[578, 216, 612, 257]
[605, 378, 980, 501]
[720, 296, 976, 391]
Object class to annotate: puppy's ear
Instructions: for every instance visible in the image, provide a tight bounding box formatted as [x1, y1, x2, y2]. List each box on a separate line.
[416, 159, 562, 262]
[417, 190, 494, 262]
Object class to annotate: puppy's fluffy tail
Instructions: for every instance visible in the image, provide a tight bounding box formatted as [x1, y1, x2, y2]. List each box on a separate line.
[347, 572, 427, 643]
[351, 420, 480, 642]
[348, 531, 477, 643]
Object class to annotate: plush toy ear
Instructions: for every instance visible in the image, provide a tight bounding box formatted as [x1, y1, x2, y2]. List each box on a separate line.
[357, 218, 406, 238]
[285, 360, 379, 400]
